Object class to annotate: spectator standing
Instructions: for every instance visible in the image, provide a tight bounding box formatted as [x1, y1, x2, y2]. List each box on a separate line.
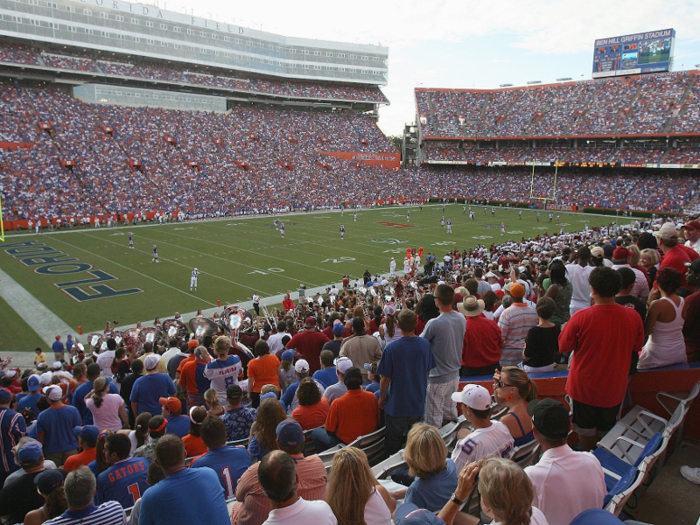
[420, 284, 466, 427]
[52, 336, 65, 363]
[72, 363, 118, 425]
[130, 355, 176, 417]
[541, 260, 572, 327]
[339, 318, 383, 382]
[231, 419, 327, 525]
[37, 386, 81, 466]
[0, 388, 26, 486]
[322, 357, 352, 405]
[655, 222, 697, 288]
[525, 398, 605, 525]
[498, 283, 538, 367]
[683, 259, 700, 362]
[118, 359, 143, 429]
[614, 268, 648, 322]
[247, 340, 281, 408]
[559, 267, 645, 450]
[203, 336, 242, 406]
[457, 296, 503, 377]
[566, 247, 594, 316]
[639, 267, 687, 369]
[285, 318, 330, 374]
[312, 350, 338, 388]
[178, 346, 211, 409]
[17, 374, 43, 417]
[611, 247, 650, 302]
[683, 219, 700, 255]
[522, 297, 559, 373]
[377, 309, 435, 455]
[85, 376, 128, 432]
[189, 416, 251, 499]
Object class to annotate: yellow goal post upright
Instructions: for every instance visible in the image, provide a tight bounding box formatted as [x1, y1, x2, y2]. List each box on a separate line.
[528, 162, 559, 209]
[0, 190, 4, 241]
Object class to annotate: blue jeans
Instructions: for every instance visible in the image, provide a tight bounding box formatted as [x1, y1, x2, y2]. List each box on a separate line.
[311, 427, 342, 452]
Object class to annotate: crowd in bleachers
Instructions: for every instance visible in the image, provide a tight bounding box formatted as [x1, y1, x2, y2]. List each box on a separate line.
[1, 218, 698, 524]
[0, 41, 388, 104]
[418, 71, 700, 139]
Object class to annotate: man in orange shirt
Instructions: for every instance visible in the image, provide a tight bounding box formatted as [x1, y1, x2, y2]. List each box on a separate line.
[63, 425, 98, 472]
[178, 346, 211, 409]
[311, 367, 380, 451]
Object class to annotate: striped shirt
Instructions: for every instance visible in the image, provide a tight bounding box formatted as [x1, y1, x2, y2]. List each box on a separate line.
[232, 454, 327, 525]
[0, 408, 26, 473]
[498, 303, 538, 366]
[44, 501, 126, 524]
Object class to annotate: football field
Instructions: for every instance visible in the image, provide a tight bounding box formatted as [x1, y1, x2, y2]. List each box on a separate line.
[0, 204, 619, 353]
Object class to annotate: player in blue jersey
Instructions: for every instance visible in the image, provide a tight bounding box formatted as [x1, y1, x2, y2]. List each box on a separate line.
[151, 244, 159, 263]
[128, 232, 134, 249]
[189, 416, 251, 498]
[340, 225, 345, 240]
[96, 434, 149, 508]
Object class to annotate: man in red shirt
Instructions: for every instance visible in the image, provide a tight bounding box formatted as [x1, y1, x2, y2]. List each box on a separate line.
[285, 318, 329, 374]
[559, 267, 644, 451]
[655, 222, 698, 288]
[310, 367, 380, 452]
[458, 296, 503, 377]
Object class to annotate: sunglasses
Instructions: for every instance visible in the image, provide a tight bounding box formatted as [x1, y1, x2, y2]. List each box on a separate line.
[495, 380, 513, 388]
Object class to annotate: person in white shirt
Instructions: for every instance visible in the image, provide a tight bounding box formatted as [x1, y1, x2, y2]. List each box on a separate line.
[389, 257, 396, 278]
[190, 268, 201, 292]
[259, 450, 337, 525]
[565, 247, 595, 316]
[524, 398, 605, 525]
[450, 385, 514, 471]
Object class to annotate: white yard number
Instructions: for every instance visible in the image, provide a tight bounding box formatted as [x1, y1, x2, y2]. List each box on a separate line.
[248, 268, 285, 275]
[320, 256, 356, 264]
[432, 241, 455, 246]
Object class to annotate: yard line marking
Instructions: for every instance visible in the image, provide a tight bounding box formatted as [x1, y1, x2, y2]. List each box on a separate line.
[0, 266, 74, 346]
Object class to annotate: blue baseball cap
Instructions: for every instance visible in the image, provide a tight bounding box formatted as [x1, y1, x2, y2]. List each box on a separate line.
[0, 389, 12, 401]
[276, 419, 304, 448]
[332, 323, 345, 336]
[281, 350, 295, 363]
[394, 503, 445, 525]
[73, 425, 99, 445]
[35, 469, 66, 495]
[18, 441, 43, 464]
[27, 375, 41, 392]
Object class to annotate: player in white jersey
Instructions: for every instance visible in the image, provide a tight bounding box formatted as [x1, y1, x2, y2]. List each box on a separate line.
[549, 213, 553, 222]
[340, 225, 345, 240]
[152, 244, 159, 263]
[441, 216, 445, 227]
[403, 257, 411, 274]
[128, 232, 134, 249]
[501, 223, 506, 235]
[389, 257, 396, 277]
[446, 219, 452, 233]
[519, 210, 523, 219]
[354, 210, 358, 222]
[94, 217, 100, 228]
[190, 267, 201, 291]
[462, 205, 466, 214]
[537, 212, 540, 222]
[406, 211, 410, 223]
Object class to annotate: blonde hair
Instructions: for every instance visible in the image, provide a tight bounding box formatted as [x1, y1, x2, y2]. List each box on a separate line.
[501, 366, 538, 402]
[204, 389, 220, 409]
[213, 336, 231, 358]
[640, 248, 660, 266]
[327, 447, 374, 525]
[91, 376, 110, 408]
[404, 423, 448, 478]
[478, 458, 533, 525]
[627, 245, 641, 267]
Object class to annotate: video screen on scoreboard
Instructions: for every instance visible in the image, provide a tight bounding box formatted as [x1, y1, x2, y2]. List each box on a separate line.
[592, 29, 675, 78]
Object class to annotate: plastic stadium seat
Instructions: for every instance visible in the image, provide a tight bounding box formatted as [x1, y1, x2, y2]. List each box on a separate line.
[603, 462, 647, 516]
[593, 432, 662, 490]
[371, 449, 406, 479]
[570, 508, 624, 524]
[510, 440, 541, 468]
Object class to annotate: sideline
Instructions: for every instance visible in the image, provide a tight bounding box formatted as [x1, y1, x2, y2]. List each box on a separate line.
[0, 266, 74, 348]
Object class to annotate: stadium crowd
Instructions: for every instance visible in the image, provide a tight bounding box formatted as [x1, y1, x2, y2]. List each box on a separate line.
[0, 218, 698, 524]
[417, 71, 700, 139]
[0, 41, 388, 104]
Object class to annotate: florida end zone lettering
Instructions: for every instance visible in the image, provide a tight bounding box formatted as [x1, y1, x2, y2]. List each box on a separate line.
[3, 241, 142, 302]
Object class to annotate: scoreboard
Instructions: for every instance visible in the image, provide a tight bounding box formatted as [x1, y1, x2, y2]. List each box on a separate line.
[592, 29, 675, 78]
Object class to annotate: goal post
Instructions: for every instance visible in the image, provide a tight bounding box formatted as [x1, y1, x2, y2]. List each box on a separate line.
[529, 162, 558, 204]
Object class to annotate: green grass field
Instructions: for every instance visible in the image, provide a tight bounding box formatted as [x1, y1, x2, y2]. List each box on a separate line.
[0, 205, 620, 351]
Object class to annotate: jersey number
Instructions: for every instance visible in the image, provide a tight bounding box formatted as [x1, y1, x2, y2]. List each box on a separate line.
[221, 467, 235, 498]
[127, 483, 141, 504]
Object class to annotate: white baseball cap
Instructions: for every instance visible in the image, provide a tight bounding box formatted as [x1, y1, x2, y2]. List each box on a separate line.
[334, 356, 353, 374]
[43, 385, 62, 401]
[451, 384, 492, 411]
[294, 359, 310, 373]
[144, 354, 160, 370]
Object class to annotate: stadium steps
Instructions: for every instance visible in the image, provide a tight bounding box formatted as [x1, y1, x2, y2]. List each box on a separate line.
[611, 83, 644, 135]
[662, 79, 697, 134]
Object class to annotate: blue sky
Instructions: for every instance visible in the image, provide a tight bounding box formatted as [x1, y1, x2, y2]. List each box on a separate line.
[168, 0, 700, 136]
